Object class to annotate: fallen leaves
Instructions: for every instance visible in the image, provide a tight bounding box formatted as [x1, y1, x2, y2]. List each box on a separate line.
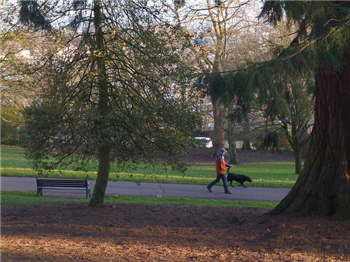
[1, 202, 350, 261]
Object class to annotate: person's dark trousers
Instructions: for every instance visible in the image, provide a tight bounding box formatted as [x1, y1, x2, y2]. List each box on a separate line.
[207, 173, 229, 192]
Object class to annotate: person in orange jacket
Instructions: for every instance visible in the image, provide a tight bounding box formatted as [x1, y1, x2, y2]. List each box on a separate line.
[206, 148, 232, 194]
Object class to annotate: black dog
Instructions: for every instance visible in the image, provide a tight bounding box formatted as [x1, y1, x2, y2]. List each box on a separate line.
[226, 167, 253, 188]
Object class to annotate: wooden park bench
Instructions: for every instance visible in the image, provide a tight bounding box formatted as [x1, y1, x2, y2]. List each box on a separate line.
[36, 178, 91, 199]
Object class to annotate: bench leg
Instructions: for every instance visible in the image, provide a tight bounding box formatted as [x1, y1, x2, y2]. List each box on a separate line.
[86, 183, 91, 199]
[86, 188, 91, 199]
[37, 188, 43, 197]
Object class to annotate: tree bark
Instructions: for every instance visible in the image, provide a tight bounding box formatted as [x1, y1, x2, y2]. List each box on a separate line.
[89, 1, 110, 206]
[291, 126, 302, 175]
[212, 100, 225, 156]
[242, 106, 251, 150]
[294, 142, 302, 175]
[270, 49, 350, 219]
[227, 135, 238, 164]
[227, 106, 239, 164]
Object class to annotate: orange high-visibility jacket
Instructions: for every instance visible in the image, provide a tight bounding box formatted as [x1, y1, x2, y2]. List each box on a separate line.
[215, 153, 230, 174]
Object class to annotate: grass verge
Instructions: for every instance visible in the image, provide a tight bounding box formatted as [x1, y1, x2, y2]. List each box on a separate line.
[1, 190, 278, 209]
[1, 147, 298, 188]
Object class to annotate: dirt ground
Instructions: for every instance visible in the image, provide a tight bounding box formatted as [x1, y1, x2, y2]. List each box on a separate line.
[2, 150, 350, 261]
[2, 203, 350, 261]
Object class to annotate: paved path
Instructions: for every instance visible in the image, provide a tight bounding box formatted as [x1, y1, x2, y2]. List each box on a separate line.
[1, 176, 290, 202]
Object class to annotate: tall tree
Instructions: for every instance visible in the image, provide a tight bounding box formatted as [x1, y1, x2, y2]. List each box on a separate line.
[11, 0, 201, 205]
[162, 0, 265, 156]
[259, 1, 350, 219]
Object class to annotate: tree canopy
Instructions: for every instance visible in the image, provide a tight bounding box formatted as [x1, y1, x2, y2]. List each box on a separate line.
[162, 0, 270, 156]
[4, 0, 202, 205]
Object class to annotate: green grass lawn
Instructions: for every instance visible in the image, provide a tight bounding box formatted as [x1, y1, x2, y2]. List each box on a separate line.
[1, 190, 278, 209]
[1, 146, 298, 188]
[1, 146, 293, 208]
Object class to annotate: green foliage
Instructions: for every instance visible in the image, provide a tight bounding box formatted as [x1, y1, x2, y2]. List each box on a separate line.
[1, 120, 22, 145]
[10, 1, 202, 176]
[1, 5, 64, 123]
[323, 25, 350, 72]
[19, 1, 51, 30]
[230, 48, 314, 172]
[259, 1, 284, 26]
[1, 30, 30, 122]
[174, 0, 185, 9]
[205, 72, 226, 103]
[260, 1, 350, 72]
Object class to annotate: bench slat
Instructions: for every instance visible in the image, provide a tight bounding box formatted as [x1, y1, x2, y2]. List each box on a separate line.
[38, 182, 87, 186]
[36, 178, 91, 199]
[40, 187, 87, 190]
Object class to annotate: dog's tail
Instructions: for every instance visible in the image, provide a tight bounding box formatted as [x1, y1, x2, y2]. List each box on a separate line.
[227, 166, 230, 174]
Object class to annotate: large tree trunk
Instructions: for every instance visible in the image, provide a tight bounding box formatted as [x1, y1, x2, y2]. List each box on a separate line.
[293, 142, 302, 175]
[227, 105, 239, 164]
[291, 125, 302, 175]
[242, 105, 252, 151]
[270, 50, 350, 219]
[212, 100, 225, 156]
[89, 1, 110, 206]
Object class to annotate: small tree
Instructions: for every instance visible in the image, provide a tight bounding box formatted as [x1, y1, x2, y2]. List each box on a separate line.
[10, 0, 201, 205]
[256, 62, 315, 173]
[278, 74, 314, 174]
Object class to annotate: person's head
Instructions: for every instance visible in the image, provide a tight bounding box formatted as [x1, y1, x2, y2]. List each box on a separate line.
[219, 148, 227, 155]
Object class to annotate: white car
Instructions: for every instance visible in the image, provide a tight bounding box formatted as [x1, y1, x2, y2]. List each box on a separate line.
[194, 137, 213, 148]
